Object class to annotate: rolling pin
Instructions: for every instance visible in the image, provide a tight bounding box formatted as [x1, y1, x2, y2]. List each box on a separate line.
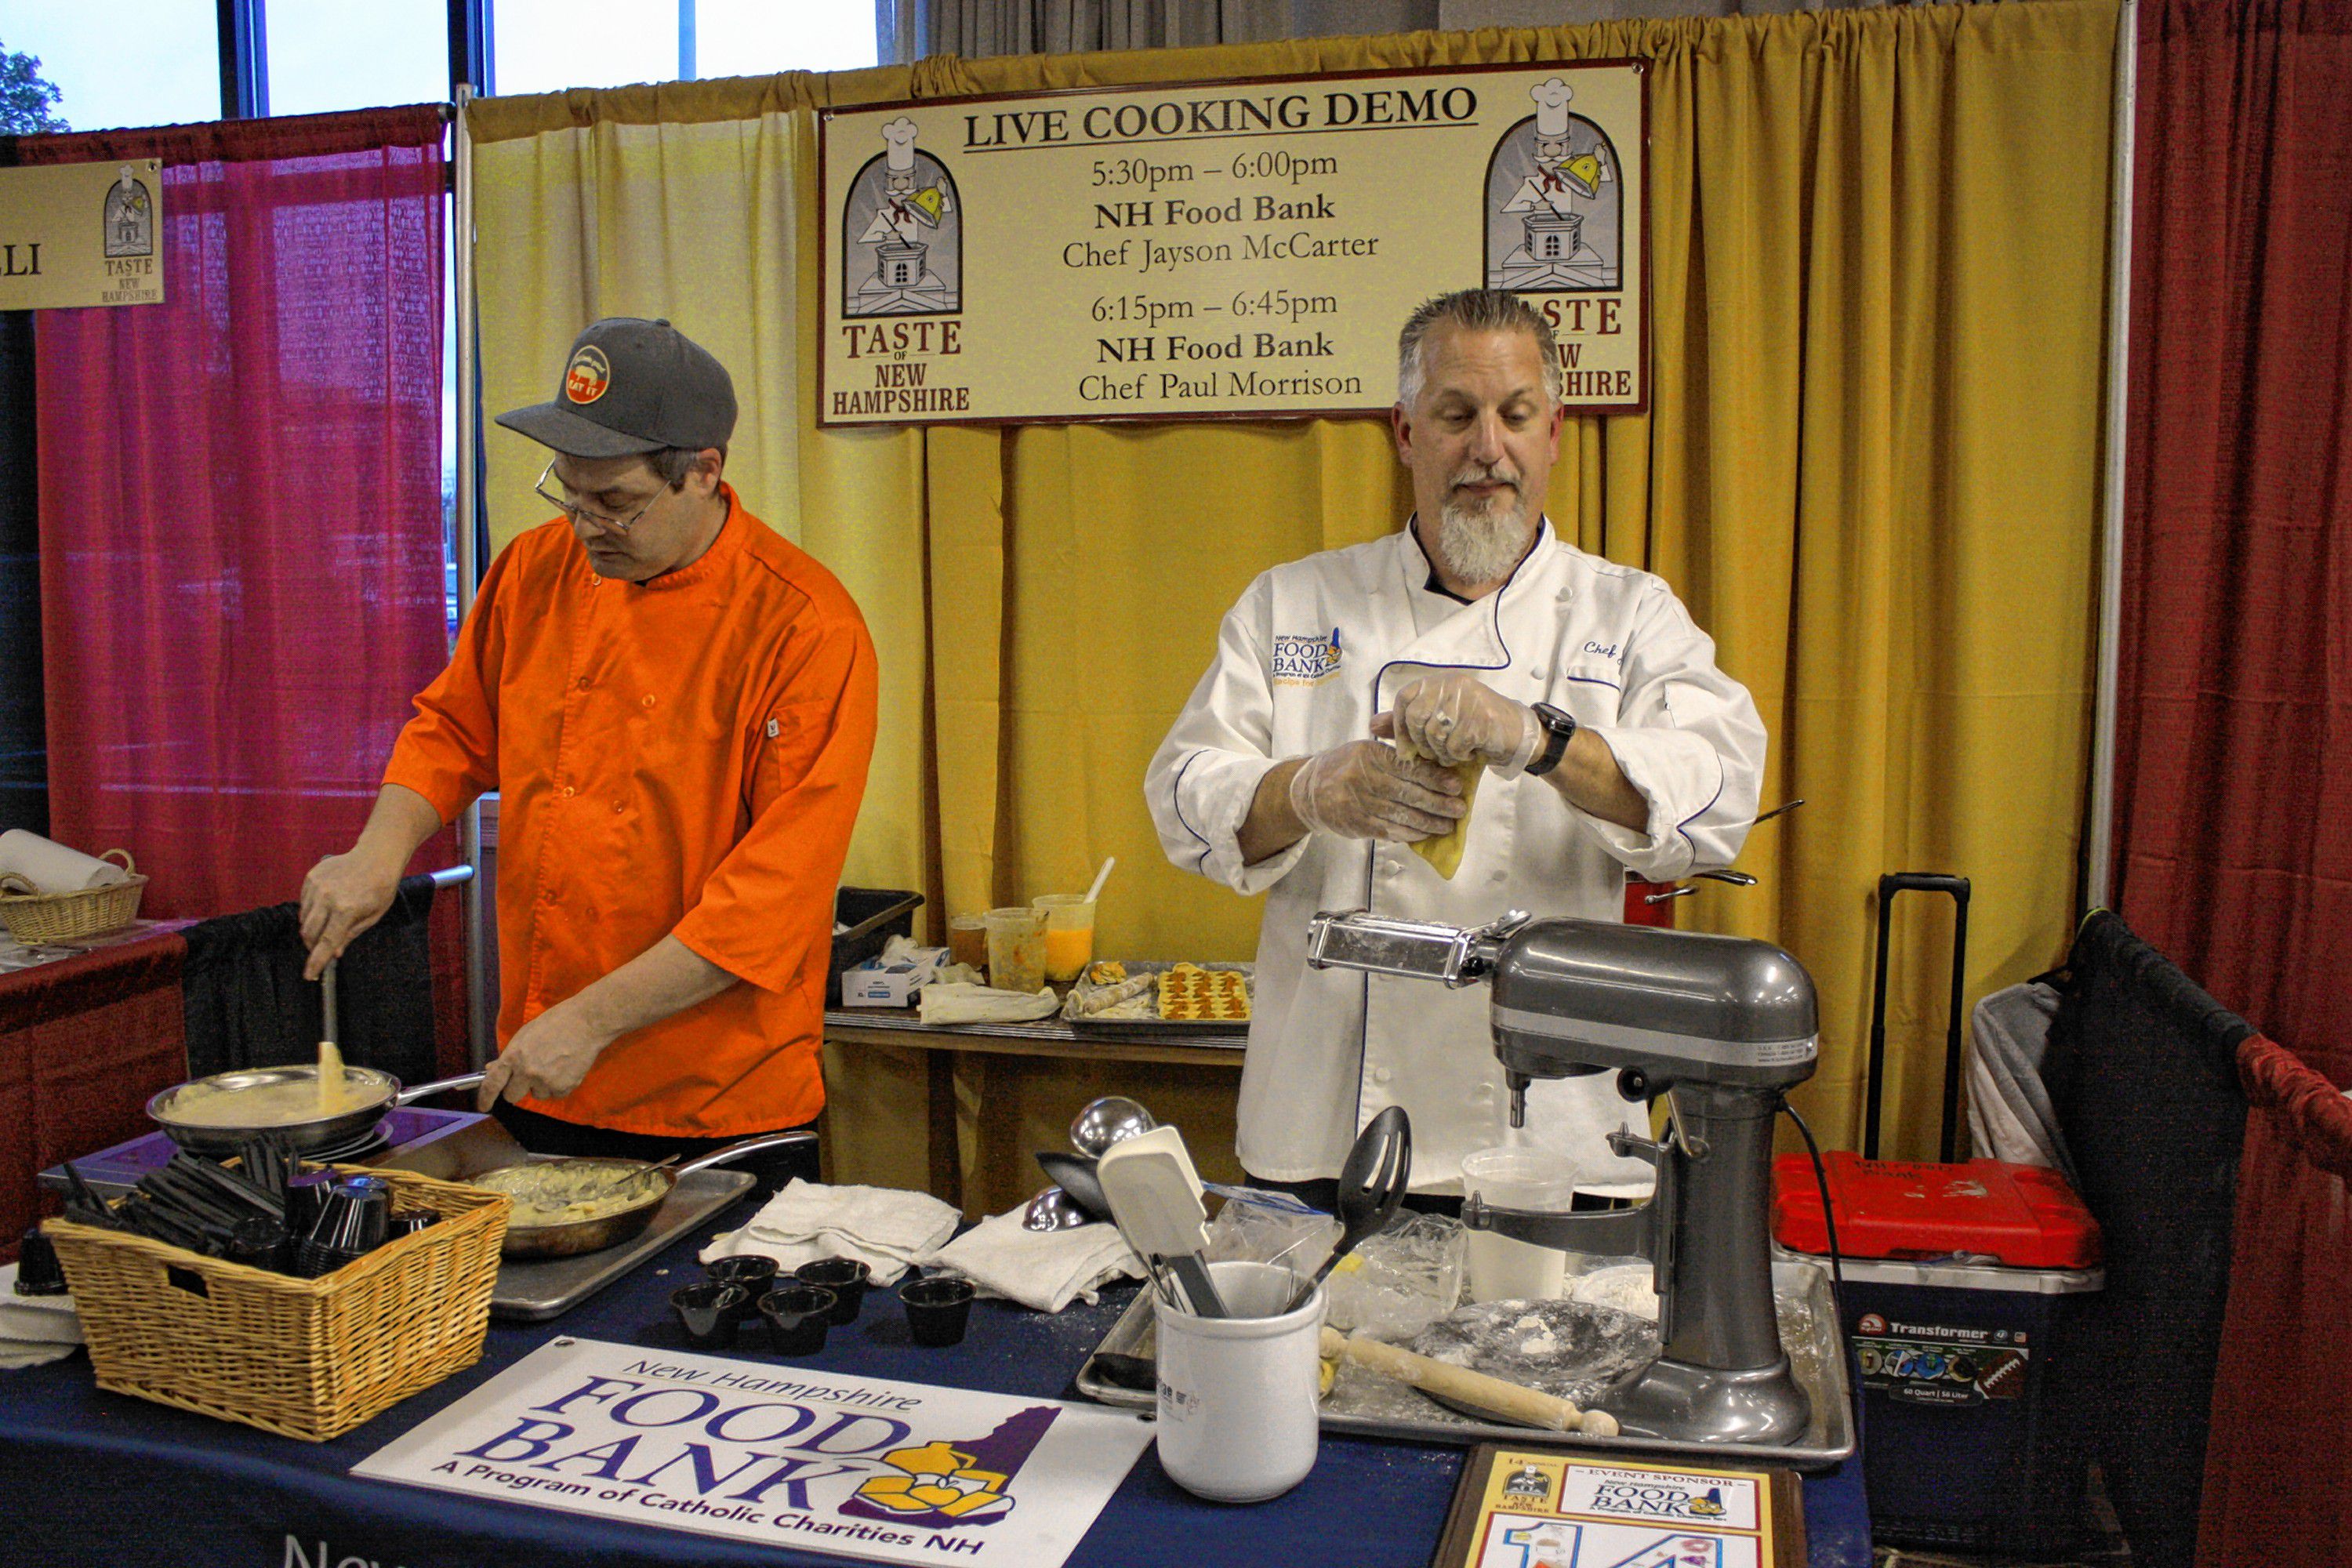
[1320, 1327, 1621, 1438]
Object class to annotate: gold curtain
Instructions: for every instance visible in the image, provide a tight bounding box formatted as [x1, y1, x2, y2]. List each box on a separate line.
[471, 0, 2117, 1210]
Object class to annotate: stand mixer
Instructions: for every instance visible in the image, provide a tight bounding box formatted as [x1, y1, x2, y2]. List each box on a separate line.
[1305, 907, 1820, 1446]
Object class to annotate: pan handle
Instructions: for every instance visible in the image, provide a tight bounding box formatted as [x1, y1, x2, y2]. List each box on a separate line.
[674, 1131, 818, 1179]
[397, 1071, 486, 1105]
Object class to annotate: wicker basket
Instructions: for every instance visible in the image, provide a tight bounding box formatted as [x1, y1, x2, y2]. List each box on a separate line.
[44, 1165, 510, 1443]
[0, 849, 147, 943]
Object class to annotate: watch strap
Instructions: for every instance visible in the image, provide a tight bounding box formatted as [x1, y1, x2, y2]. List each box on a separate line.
[1526, 703, 1577, 778]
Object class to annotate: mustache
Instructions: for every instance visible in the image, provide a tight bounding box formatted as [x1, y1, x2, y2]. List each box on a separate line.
[1449, 463, 1519, 491]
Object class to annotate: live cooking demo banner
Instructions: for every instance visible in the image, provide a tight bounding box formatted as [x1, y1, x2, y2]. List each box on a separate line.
[818, 63, 1646, 426]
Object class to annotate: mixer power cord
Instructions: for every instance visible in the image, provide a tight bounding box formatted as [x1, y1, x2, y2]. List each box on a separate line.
[1779, 1098, 1868, 1454]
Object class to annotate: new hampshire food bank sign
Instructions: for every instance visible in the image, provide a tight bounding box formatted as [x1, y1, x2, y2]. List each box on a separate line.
[354, 1337, 1154, 1566]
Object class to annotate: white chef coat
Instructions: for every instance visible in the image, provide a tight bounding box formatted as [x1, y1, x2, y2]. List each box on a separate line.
[1145, 519, 1766, 1194]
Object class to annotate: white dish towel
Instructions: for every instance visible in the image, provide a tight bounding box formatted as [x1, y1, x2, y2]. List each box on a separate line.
[699, 1179, 960, 1287]
[919, 1209, 1144, 1314]
[0, 830, 129, 894]
[0, 1262, 83, 1370]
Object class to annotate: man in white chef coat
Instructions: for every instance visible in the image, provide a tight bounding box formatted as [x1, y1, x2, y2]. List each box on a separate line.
[1145, 289, 1766, 1200]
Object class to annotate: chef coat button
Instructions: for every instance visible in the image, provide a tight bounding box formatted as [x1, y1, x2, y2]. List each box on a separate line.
[1475, 1082, 1495, 1101]
[1490, 868, 1508, 884]
[1372, 1066, 1393, 1086]
[576, 675, 590, 690]
[561, 786, 575, 799]
[1379, 859, 1402, 878]
[641, 695, 655, 707]
[612, 801, 624, 813]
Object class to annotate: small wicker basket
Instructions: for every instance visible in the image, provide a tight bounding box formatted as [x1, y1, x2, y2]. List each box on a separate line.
[0, 849, 147, 943]
[44, 1165, 510, 1442]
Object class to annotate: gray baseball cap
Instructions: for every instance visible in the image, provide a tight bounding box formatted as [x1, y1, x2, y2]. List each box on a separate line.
[495, 317, 737, 459]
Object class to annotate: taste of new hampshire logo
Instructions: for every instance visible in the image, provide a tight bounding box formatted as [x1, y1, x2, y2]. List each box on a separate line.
[838, 1406, 1058, 1527]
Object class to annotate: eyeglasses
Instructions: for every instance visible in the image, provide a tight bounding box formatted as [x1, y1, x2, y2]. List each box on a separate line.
[535, 459, 661, 537]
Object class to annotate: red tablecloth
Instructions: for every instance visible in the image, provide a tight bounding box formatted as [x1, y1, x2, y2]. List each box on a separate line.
[0, 931, 188, 1263]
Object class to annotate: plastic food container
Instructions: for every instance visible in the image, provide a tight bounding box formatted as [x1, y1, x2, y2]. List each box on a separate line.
[1773, 1153, 2103, 1556]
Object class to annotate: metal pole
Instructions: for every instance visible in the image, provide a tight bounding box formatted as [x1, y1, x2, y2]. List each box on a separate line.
[453, 83, 492, 1071]
[2084, 0, 2140, 914]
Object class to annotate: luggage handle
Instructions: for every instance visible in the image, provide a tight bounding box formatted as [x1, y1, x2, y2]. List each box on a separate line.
[1865, 872, 1973, 1162]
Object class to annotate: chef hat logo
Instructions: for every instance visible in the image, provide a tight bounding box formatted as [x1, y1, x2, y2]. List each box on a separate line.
[881, 116, 920, 172]
[1530, 77, 1575, 137]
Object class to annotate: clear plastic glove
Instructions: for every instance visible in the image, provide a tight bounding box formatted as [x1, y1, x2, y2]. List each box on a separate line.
[1378, 673, 1541, 771]
[1289, 739, 1468, 843]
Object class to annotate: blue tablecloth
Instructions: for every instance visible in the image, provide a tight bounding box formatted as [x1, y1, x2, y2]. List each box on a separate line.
[0, 1196, 1869, 1566]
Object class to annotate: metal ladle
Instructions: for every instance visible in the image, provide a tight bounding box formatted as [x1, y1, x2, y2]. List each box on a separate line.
[1070, 1096, 1156, 1157]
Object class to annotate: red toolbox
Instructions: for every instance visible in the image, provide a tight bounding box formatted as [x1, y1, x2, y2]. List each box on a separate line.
[1774, 1153, 2103, 1558]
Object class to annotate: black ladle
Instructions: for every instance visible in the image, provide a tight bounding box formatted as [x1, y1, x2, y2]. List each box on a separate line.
[1283, 1105, 1411, 1313]
[1036, 1152, 1116, 1223]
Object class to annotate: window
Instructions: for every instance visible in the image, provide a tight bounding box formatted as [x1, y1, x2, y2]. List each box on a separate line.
[266, 0, 449, 117]
[492, 0, 672, 96]
[696, 0, 875, 78]
[492, 0, 877, 96]
[3, 1, 219, 132]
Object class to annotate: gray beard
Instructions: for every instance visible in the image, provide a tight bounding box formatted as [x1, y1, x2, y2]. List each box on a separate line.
[1434, 501, 1534, 585]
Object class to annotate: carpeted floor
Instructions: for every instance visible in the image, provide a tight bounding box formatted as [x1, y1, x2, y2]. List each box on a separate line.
[1871, 1468, 2131, 1568]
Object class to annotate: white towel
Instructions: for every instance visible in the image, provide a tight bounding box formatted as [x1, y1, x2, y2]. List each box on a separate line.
[917, 983, 1058, 1025]
[699, 1179, 960, 1286]
[0, 831, 129, 895]
[0, 1262, 83, 1369]
[919, 1208, 1145, 1314]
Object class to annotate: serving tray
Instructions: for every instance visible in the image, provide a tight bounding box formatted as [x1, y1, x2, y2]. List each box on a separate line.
[1076, 1258, 1857, 1471]
[1060, 960, 1253, 1038]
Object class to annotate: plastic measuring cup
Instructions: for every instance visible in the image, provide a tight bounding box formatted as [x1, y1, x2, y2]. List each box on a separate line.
[1032, 893, 1096, 983]
[1460, 1145, 1578, 1303]
[982, 906, 1046, 993]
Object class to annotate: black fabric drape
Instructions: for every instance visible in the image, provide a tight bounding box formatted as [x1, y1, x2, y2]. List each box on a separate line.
[0, 310, 44, 837]
[180, 873, 445, 1088]
[2042, 909, 2252, 1568]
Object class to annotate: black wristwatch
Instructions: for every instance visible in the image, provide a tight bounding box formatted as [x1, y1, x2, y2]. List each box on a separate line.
[1525, 702, 1579, 778]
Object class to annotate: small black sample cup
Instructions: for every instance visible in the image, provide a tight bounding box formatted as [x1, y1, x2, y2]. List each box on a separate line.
[224, 1216, 291, 1274]
[385, 1209, 440, 1240]
[311, 1174, 390, 1254]
[285, 1171, 332, 1235]
[705, 1255, 779, 1319]
[671, 1282, 750, 1349]
[13, 1226, 67, 1295]
[794, 1258, 870, 1326]
[898, 1275, 976, 1348]
[758, 1286, 836, 1355]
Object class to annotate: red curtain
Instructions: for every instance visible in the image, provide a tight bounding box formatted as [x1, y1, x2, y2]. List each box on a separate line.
[2111, 3, 2352, 1563]
[2199, 1036, 2352, 1567]
[23, 107, 453, 919]
[2110, 0, 2352, 1062]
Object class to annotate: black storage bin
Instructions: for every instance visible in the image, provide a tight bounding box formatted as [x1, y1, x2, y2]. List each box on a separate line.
[829, 887, 924, 1004]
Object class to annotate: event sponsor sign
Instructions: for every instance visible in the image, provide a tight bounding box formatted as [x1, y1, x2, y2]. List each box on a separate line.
[354, 1336, 1155, 1567]
[0, 160, 165, 310]
[819, 63, 1646, 425]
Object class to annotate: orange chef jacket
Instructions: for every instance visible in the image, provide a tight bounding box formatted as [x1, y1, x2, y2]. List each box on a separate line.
[384, 486, 878, 1138]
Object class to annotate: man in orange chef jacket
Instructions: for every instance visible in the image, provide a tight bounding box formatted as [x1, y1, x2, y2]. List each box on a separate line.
[298, 318, 879, 1186]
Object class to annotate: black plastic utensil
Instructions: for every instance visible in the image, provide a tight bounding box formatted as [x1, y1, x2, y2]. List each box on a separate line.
[1283, 1105, 1411, 1313]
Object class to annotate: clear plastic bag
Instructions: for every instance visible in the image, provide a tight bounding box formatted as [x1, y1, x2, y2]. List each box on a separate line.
[1324, 1211, 1468, 1340]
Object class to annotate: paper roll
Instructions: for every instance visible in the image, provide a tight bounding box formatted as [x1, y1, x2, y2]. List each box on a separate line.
[0, 830, 131, 894]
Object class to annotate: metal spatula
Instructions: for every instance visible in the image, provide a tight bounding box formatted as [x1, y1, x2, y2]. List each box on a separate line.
[1097, 1125, 1229, 1317]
